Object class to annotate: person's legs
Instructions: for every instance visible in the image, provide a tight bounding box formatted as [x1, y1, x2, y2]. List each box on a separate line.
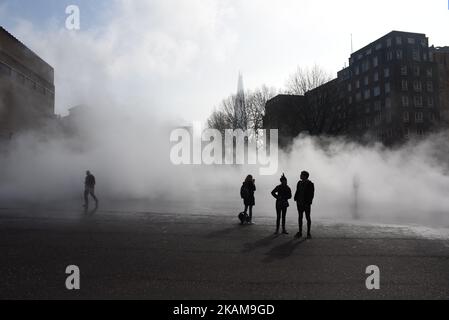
[282, 208, 288, 233]
[90, 189, 98, 206]
[84, 189, 89, 208]
[297, 204, 305, 235]
[305, 205, 312, 237]
[275, 207, 281, 233]
[244, 204, 249, 213]
[249, 206, 253, 222]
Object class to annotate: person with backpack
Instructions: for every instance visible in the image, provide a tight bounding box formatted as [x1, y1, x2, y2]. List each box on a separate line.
[240, 175, 256, 224]
[271, 173, 292, 235]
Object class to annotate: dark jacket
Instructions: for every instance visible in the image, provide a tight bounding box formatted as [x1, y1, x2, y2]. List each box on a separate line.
[85, 174, 96, 188]
[271, 184, 292, 209]
[241, 181, 256, 206]
[294, 180, 315, 206]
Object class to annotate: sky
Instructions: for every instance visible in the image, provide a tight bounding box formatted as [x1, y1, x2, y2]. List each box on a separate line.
[0, 0, 448, 122]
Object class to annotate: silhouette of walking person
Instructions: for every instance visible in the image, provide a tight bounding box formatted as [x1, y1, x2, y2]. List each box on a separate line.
[83, 170, 98, 211]
[271, 174, 292, 235]
[240, 175, 256, 224]
[294, 171, 315, 239]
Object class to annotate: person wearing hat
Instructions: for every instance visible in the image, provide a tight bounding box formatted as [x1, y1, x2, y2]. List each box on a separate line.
[271, 174, 292, 235]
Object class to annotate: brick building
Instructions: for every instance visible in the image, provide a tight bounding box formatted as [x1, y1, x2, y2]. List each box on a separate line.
[264, 31, 449, 145]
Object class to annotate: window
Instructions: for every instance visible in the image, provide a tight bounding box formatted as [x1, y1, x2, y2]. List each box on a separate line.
[387, 38, 392, 47]
[386, 111, 392, 123]
[385, 98, 392, 108]
[401, 66, 408, 76]
[402, 80, 408, 91]
[413, 81, 422, 92]
[375, 115, 381, 126]
[364, 89, 371, 100]
[403, 112, 410, 122]
[408, 37, 415, 44]
[396, 49, 403, 60]
[412, 49, 420, 61]
[374, 72, 379, 82]
[427, 81, 434, 92]
[373, 86, 381, 97]
[426, 68, 433, 77]
[414, 96, 423, 107]
[386, 51, 393, 61]
[385, 82, 391, 94]
[348, 83, 352, 92]
[415, 112, 424, 123]
[376, 43, 383, 50]
[348, 96, 353, 104]
[396, 36, 402, 45]
[356, 92, 362, 102]
[402, 96, 409, 107]
[384, 68, 390, 78]
[355, 66, 360, 75]
[362, 60, 370, 72]
[428, 97, 434, 107]
[366, 49, 372, 56]
[356, 80, 360, 89]
[364, 76, 369, 86]
[404, 128, 410, 139]
[374, 101, 381, 111]
[373, 56, 378, 67]
[366, 118, 371, 128]
[414, 66, 420, 76]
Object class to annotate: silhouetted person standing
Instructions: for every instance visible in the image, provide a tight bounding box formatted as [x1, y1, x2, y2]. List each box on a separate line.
[241, 175, 256, 224]
[294, 171, 315, 239]
[84, 170, 98, 210]
[271, 174, 292, 235]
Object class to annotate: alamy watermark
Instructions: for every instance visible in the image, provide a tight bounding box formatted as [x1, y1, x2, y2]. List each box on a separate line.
[170, 122, 279, 176]
[365, 265, 380, 290]
[65, 5, 80, 30]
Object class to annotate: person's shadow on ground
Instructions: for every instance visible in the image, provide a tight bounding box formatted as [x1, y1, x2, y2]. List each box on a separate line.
[241, 234, 280, 253]
[262, 238, 306, 263]
[84, 206, 98, 216]
[204, 226, 239, 239]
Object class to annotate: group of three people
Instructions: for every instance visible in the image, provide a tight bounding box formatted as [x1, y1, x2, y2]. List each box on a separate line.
[240, 171, 315, 239]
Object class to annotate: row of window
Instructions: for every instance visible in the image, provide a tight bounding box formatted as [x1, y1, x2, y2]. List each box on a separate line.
[356, 111, 435, 130]
[349, 66, 432, 93]
[352, 36, 428, 63]
[0, 61, 54, 99]
[401, 95, 434, 107]
[401, 80, 434, 92]
[350, 83, 391, 103]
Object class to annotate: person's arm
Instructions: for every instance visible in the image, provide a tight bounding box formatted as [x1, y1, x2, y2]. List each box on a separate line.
[311, 183, 315, 203]
[271, 186, 278, 199]
[287, 187, 292, 200]
[294, 182, 299, 201]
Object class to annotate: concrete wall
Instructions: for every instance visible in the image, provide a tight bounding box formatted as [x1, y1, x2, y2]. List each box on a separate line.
[0, 27, 55, 137]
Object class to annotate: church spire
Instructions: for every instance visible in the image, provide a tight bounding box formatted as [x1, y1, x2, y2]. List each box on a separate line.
[234, 72, 247, 130]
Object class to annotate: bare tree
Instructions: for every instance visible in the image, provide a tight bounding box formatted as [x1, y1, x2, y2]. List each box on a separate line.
[283, 65, 348, 136]
[207, 85, 277, 137]
[285, 64, 332, 95]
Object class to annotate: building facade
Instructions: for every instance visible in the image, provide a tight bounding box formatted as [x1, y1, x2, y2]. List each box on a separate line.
[264, 31, 448, 145]
[0, 27, 55, 139]
[340, 31, 441, 144]
[431, 46, 449, 124]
